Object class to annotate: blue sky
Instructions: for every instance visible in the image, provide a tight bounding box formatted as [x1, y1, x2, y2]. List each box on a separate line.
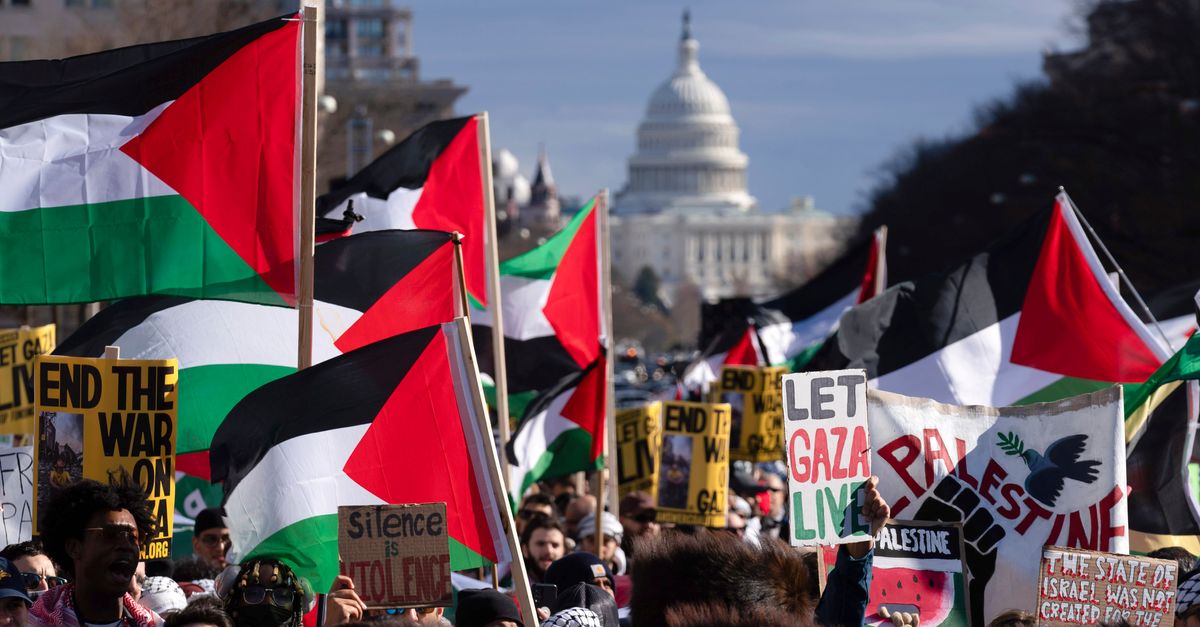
[409, 1, 1082, 215]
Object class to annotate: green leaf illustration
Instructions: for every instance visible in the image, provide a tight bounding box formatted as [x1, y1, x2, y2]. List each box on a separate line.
[997, 431, 1025, 457]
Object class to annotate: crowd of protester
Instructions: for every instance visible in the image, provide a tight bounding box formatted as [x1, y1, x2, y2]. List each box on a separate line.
[5, 466, 1200, 627]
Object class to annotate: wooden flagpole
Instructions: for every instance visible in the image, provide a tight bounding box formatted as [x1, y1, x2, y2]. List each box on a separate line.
[452, 233, 470, 322]
[874, 225, 888, 295]
[598, 190, 620, 524]
[453, 318, 539, 627]
[477, 112, 513, 490]
[296, 5, 319, 371]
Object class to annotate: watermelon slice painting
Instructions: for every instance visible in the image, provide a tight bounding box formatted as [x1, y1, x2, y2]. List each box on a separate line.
[820, 520, 970, 626]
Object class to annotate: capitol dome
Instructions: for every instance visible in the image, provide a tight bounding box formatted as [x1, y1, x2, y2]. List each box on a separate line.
[616, 12, 756, 215]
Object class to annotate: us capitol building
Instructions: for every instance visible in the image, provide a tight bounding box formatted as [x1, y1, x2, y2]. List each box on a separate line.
[610, 14, 854, 303]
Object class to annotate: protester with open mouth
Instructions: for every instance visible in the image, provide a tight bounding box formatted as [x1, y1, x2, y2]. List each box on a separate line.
[31, 478, 160, 627]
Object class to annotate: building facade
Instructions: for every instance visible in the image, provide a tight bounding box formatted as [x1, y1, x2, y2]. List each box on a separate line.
[611, 14, 853, 303]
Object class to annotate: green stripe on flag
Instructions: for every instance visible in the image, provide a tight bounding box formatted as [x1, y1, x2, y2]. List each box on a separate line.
[518, 428, 604, 497]
[1124, 332, 1200, 417]
[178, 364, 296, 454]
[0, 195, 285, 305]
[1014, 376, 1111, 405]
[499, 199, 595, 280]
[245, 514, 492, 593]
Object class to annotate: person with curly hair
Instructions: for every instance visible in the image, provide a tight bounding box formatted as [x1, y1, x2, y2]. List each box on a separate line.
[30, 477, 159, 627]
[217, 558, 310, 627]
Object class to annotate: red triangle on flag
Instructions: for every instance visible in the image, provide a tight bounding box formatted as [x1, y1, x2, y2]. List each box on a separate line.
[410, 117, 487, 307]
[543, 206, 601, 369]
[560, 356, 608, 462]
[341, 330, 500, 563]
[724, 328, 760, 367]
[1010, 199, 1161, 382]
[120, 21, 300, 302]
[334, 241, 457, 354]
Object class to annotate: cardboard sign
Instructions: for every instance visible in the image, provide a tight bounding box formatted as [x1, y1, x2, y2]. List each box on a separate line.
[868, 386, 1128, 625]
[1036, 546, 1176, 625]
[0, 325, 55, 436]
[616, 403, 661, 499]
[710, 366, 786, 462]
[782, 369, 872, 546]
[820, 521, 970, 626]
[338, 503, 452, 608]
[0, 446, 33, 546]
[655, 401, 730, 527]
[33, 355, 177, 560]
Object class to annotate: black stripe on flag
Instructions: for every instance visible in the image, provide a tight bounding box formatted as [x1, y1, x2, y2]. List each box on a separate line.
[808, 206, 1051, 378]
[1127, 383, 1200, 538]
[316, 116, 473, 232]
[210, 324, 441, 491]
[0, 15, 292, 129]
[313, 229, 453, 312]
[54, 296, 191, 357]
[698, 234, 876, 356]
[505, 358, 602, 467]
[470, 326, 582, 395]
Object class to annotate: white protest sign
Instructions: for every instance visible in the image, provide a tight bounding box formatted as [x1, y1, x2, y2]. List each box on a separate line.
[868, 386, 1127, 626]
[0, 446, 33, 546]
[782, 369, 871, 546]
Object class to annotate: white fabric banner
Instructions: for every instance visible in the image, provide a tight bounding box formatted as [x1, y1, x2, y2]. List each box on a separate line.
[867, 387, 1128, 625]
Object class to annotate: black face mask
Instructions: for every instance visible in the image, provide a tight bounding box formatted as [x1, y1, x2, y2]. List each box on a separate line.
[232, 603, 295, 627]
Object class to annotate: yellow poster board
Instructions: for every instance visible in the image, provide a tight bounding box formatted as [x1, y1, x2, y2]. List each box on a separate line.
[616, 403, 661, 499]
[0, 325, 55, 436]
[655, 401, 730, 527]
[33, 355, 177, 560]
[711, 365, 786, 462]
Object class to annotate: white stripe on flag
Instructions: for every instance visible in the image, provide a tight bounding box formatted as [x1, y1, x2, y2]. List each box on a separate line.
[323, 187, 422, 233]
[758, 288, 859, 364]
[873, 313, 1060, 406]
[0, 107, 177, 212]
[110, 299, 356, 368]
[444, 323, 513, 563]
[469, 274, 555, 340]
[509, 389, 575, 502]
[225, 424, 380, 563]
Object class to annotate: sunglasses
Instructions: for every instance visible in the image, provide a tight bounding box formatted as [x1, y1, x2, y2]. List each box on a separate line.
[241, 586, 297, 607]
[83, 524, 140, 548]
[198, 533, 232, 547]
[20, 573, 67, 590]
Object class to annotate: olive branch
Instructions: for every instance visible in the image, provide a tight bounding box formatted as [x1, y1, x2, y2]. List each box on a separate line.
[997, 431, 1025, 457]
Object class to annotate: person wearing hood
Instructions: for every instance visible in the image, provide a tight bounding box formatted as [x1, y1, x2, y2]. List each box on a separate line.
[543, 553, 614, 599]
[32, 478, 161, 627]
[454, 589, 521, 627]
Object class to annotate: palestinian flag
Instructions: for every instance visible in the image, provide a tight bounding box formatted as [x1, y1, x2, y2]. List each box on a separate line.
[472, 197, 603, 415]
[55, 230, 457, 466]
[211, 321, 512, 592]
[682, 226, 887, 391]
[505, 358, 608, 501]
[317, 116, 488, 306]
[808, 191, 1167, 406]
[0, 16, 300, 306]
[1122, 332, 1200, 553]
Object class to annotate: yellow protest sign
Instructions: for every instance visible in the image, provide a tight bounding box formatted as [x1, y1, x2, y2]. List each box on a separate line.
[616, 403, 661, 499]
[711, 365, 786, 462]
[655, 401, 730, 527]
[33, 355, 177, 560]
[0, 325, 55, 436]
